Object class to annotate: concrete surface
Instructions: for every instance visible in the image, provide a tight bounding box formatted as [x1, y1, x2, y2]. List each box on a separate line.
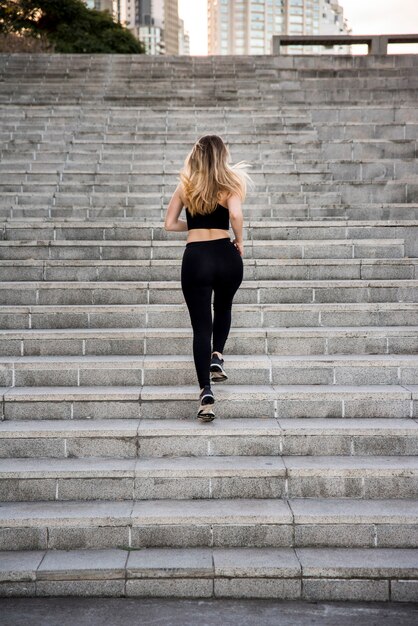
[1, 598, 418, 626]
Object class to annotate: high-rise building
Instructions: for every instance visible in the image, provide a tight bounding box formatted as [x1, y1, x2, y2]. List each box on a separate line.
[121, 0, 180, 55]
[208, 0, 351, 55]
[83, 1, 123, 23]
[84, 1, 181, 55]
[179, 18, 191, 55]
[84, 0, 114, 14]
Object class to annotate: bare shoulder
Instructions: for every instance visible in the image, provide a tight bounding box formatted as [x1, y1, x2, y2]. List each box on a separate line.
[222, 192, 242, 217]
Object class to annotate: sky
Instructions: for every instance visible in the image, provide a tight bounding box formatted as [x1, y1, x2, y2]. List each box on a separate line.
[178, 0, 418, 55]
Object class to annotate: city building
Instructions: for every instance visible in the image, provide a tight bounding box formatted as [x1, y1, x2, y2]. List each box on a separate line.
[84, 0, 114, 13]
[83, 0, 183, 55]
[179, 18, 191, 55]
[121, 0, 180, 55]
[208, 0, 352, 55]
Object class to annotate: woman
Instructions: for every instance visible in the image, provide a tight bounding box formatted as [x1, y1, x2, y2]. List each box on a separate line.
[164, 134, 254, 422]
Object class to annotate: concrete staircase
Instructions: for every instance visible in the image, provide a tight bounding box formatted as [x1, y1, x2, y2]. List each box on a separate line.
[0, 52, 417, 601]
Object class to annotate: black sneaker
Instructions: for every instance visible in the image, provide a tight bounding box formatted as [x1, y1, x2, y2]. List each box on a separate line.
[210, 354, 228, 382]
[197, 385, 215, 421]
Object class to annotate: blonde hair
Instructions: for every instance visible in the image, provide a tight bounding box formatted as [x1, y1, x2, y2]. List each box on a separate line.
[179, 134, 255, 216]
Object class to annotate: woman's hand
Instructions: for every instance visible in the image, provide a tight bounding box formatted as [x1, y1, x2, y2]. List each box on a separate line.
[232, 238, 244, 257]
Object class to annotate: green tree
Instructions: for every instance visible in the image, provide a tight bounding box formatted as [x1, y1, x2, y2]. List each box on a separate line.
[0, 0, 146, 53]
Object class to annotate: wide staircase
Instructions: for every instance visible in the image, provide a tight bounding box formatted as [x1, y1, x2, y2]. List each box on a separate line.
[0, 52, 417, 601]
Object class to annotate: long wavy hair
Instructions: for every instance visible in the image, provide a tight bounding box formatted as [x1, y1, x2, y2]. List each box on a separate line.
[179, 134, 255, 216]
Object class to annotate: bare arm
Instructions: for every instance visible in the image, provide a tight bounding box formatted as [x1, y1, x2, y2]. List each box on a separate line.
[164, 183, 188, 232]
[227, 193, 244, 243]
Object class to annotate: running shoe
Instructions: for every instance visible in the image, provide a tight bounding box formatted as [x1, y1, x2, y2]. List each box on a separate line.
[210, 353, 228, 382]
[197, 385, 215, 421]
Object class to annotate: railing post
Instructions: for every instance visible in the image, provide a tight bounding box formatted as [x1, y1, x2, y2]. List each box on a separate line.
[271, 36, 281, 55]
[369, 35, 388, 55]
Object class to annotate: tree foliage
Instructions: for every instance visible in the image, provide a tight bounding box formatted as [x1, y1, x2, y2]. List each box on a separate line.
[0, 0, 145, 53]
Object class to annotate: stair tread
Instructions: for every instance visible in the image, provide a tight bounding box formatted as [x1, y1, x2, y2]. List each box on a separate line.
[0, 417, 417, 437]
[2, 219, 418, 226]
[3, 258, 416, 265]
[1, 455, 417, 477]
[0, 497, 417, 525]
[0, 238, 406, 244]
[1, 353, 418, 364]
[0, 547, 417, 580]
[1, 383, 418, 399]
[2, 279, 418, 287]
[1, 325, 418, 336]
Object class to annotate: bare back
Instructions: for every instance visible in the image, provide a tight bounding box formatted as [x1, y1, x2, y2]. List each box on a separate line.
[181, 189, 231, 244]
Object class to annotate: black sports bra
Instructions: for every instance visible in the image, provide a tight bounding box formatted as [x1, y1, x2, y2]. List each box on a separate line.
[185, 203, 230, 231]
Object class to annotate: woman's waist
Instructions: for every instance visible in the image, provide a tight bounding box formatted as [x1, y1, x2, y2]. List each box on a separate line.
[186, 228, 230, 246]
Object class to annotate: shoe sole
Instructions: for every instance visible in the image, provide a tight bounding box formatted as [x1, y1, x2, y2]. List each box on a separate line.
[197, 393, 215, 421]
[210, 364, 228, 382]
[197, 410, 215, 422]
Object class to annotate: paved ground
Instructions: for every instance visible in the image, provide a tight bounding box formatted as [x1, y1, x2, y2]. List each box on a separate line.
[1, 598, 418, 626]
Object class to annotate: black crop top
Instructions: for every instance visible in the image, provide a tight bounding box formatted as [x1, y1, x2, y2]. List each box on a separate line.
[185, 203, 230, 231]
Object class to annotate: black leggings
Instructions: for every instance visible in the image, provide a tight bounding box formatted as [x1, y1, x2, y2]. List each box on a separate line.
[181, 237, 244, 389]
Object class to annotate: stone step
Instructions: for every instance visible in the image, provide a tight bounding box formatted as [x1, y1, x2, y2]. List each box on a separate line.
[3, 258, 418, 282]
[0, 383, 417, 420]
[3, 76, 418, 90]
[2, 354, 418, 388]
[0, 157, 416, 178]
[0, 156, 408, 175]
[1, 545, 417, 600]
[0, 418, 416, 458]
[2, 89, 417, 105]
[0, 302, 418, 332]
[1, 136, 416, 147]
[1, 173, 337, 189]
[0, 161, 418, 180]
[0, 191, 404, 209]
[1, 182, 417, 205]
[2, 115, 416, 132]
[0, 497, 417, 551]
[2, 88, 416, 99]
[1, 159, 415, 176]
[1, 122, 413, 138]
[2, 105, 417, 124]
[1, 220, 415, 246]
[3, 206, 418, 223]
[1, 324, 417, 356]
[2, 279, 418, 306]
[0, 239, 405, 260]
[2, 52, 416, 65]
[1, 186, 417, 206]
[0, 455, 417, 501]
[0, 118, 417, 132]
